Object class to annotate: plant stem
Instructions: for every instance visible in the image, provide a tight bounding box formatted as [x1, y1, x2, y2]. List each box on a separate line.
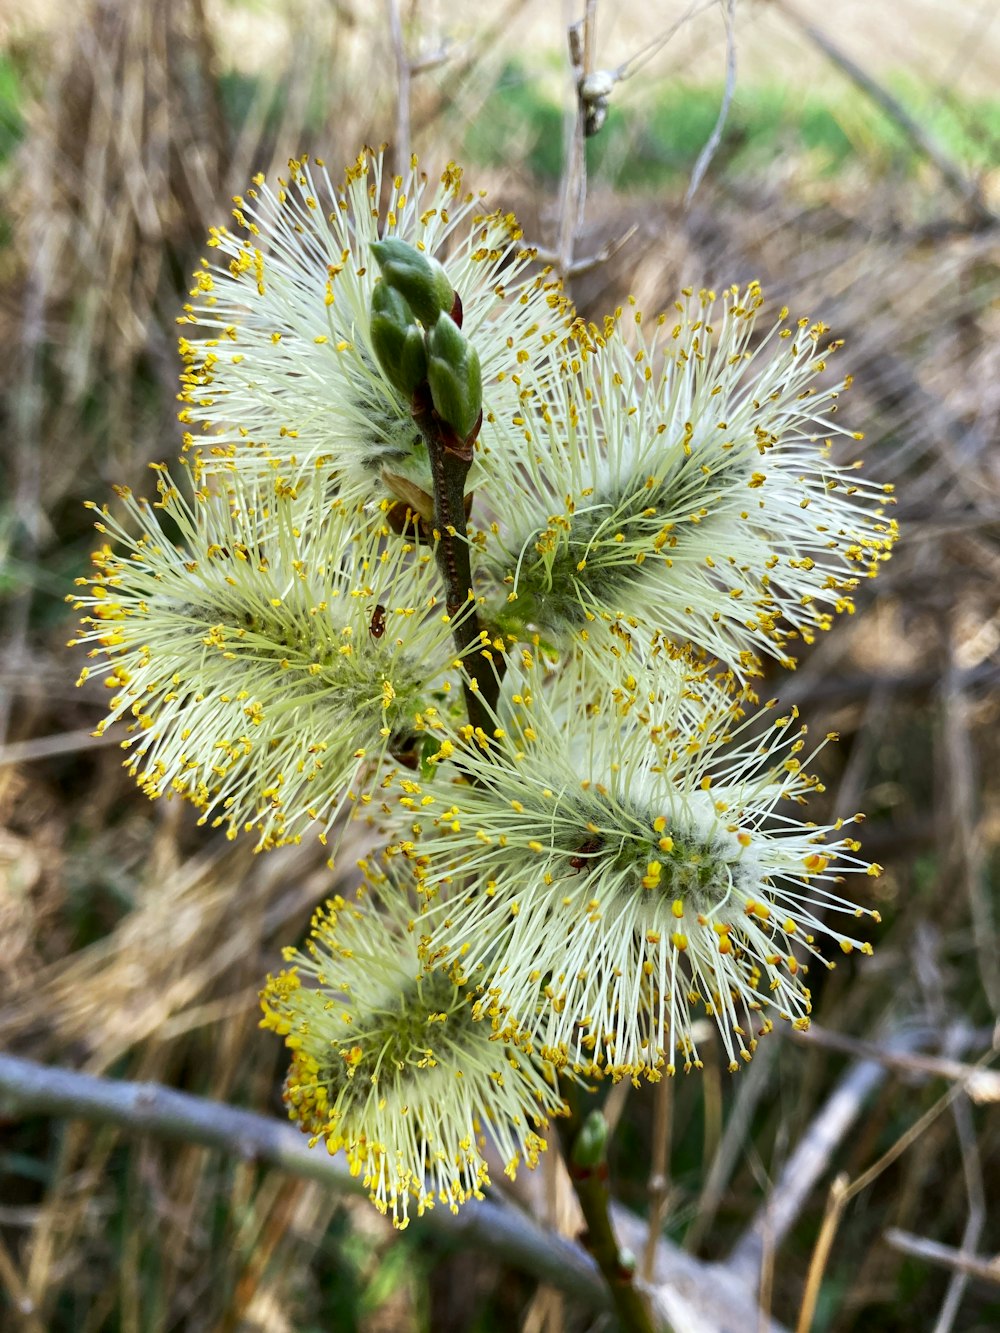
[412, 385, 502, 738]
[557, 1087, 661, 1333]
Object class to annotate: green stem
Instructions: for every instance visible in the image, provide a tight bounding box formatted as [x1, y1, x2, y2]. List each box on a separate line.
[557, 1087, 660, 1333]
[412, 387, 502, 739]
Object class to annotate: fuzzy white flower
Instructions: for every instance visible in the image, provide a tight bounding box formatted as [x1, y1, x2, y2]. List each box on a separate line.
[392, 649, 882, 1079]
[480, 283, 897, 675]
[178, 149, 571, 508]
[259, 875, 565, 1227]
[71, 467, 459, 851]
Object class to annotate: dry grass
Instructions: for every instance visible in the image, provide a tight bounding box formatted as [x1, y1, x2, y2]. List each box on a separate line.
[1, 2, 999, 1330]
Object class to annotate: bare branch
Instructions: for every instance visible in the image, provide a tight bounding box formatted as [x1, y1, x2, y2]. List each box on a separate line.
[410, 42, 459, 75]
[795, 1173, 850, 1333]
[642, 1078, 673, 1283]
[684, 0, 737, 208]
[614, 0, 718, 82]
[792, 1024, 1000, 1103]
[933, 1091, 987, 1333]
[555, 2, 599, 277]
[883, 1230, 1000, 1286]
[0, 728, 119, 767]
[0, 1054, 795, 1332]
[942, 634, 1000, 1015]
[532, 223, 638, 276]
[770, 0, 995, 222]
[685, 1041, 777, 1255]
[610, 1205, 790, 1333]
[0, 1052, 609, 1309]
[729, 1025, 950, 1283]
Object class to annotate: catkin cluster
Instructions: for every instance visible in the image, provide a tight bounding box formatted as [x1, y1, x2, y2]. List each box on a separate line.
[71, 149, 895, 1225]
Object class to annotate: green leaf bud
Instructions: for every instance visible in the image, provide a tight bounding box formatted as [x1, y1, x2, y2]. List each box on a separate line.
[616, 1248, 637, 1279]
[570, 1109, 608, 1170]
[370, 280, 428, 397]
[370, 237, 454, 327]
[427, 313, 482, 442]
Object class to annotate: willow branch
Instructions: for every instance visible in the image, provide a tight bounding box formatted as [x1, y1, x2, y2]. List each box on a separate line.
[556, 1092, 661, 1333]
[411, 389, 499, 738]
[1, 1055, 797, 1331]
[0, 1053, 609, 1307]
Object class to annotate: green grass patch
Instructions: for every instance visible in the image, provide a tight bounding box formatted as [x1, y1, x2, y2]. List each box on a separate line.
[0, 54, 24, 164]
[461, 62, 1000, 188]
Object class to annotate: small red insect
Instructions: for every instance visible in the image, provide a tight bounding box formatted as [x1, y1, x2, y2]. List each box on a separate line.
[569, 835, 603, 871]
[369, 604, 387, 639]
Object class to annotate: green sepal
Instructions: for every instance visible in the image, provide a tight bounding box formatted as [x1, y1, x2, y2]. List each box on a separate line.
[370, 237, 454, 327]
[427, 313, 482, 442]
[370, 281, 428, 397]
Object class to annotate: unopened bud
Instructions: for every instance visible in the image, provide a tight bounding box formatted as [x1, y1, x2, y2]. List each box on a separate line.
[570, 1109, 608, 1170]
[616, 1248, 637, 1280]
[370, 237, 454, 327]
[427, 313, 482, 442]
[370, 281, 428, 397]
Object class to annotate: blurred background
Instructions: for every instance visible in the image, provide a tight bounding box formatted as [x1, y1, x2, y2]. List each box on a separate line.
[1, 1, 998, 1329]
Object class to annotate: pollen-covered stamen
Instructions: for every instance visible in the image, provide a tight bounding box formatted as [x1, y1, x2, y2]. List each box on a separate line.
[284, 969, 478, 1119]
[70, 468, 460, 851]
[178, 148, 573, 507]
[484, 283, 897, 671]
[260, 882, 566, 1227]
[393, 652, 881, 1079]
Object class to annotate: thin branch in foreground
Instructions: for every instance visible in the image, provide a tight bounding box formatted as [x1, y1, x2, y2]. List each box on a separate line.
[0, 1054, 795, 1333]
[555, 1088, 659, 1332]
[0, 1053, 608, 1309]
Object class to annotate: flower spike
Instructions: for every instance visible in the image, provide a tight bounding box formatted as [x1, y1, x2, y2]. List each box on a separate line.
[178, 150, 572, 507]
[481, 284, 897, 673]
[71, 468, 460, 851]
[260, 873, 566, 1226]
[391, 650, 882, 1079]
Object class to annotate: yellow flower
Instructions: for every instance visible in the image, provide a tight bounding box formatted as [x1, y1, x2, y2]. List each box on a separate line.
[178, 149, 572, 508]
[484, 284, 897, 675]
[393, 650, 881, 1079]
[260, 873, 565, 1226]
[71, 468, 458, 851]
